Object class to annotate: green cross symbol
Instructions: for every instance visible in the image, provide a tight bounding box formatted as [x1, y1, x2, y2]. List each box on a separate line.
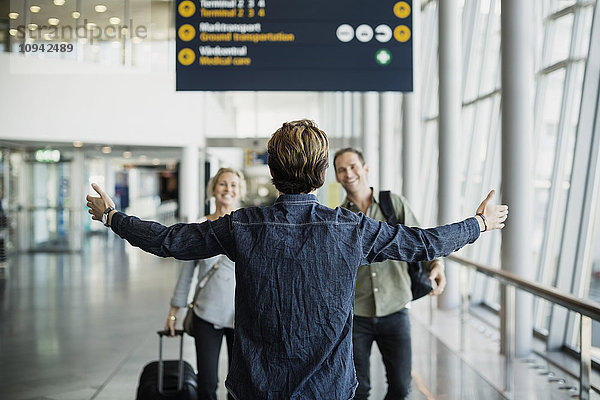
[375, 49, 392, 65]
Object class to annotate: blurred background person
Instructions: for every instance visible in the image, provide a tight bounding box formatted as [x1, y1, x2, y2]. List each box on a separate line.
[165, 167, 246, 400]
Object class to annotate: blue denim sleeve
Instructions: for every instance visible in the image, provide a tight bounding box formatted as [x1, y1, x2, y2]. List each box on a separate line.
[359, 215, 480, 265]
[110, 212, 236, 261]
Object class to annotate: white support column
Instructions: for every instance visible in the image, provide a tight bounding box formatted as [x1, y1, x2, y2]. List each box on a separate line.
[69, 148, 84, 252]
[379, 92, 396, 191]
[363, 92, 380, 190]
[343, 92, 353, 141]
[438, 0, 461, 310]
[17, 154, 29, 251]
[402, 0, 422, 206]
[352, 92, 363, 149]
[179, 146, 199, 223]
[501, 0, 534, 357]
[402, 93, 419, 205]
[103, 160, 116, 201]
[335, 92, 344, 138]
[103, 159, 116, 243]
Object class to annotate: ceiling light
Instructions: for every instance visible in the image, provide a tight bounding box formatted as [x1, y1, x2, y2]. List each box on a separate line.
[8, 12, 19, 19]
[86, 22, 97, 29]
[9, 29, 18, 36]
[152, 159, 161, 166]
[108, 16, 120, 25]
[28, 23, 38, 31]
[72, 11, 81, 19]
[72, 141, 84, 148]
[94, 5, 107, 13]
[101, 146, 112, 154]
[53, 0, 66, 5]
[139, 155, 147, 161]
[43, 33, 53, 40]
[123, 151, 132, 158]
[30, 5, 41, 13]
[48, 18, 59, 25]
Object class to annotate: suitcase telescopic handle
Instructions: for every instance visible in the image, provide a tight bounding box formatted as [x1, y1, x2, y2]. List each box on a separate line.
[156, 330, 185, 394]
[157, 329, 185, 337]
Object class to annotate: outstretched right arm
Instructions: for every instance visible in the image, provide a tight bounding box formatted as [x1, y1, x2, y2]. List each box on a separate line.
[86, 183, 235, 261]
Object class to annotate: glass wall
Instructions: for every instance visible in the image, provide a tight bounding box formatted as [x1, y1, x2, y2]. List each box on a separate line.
[420, 0, 600, 357]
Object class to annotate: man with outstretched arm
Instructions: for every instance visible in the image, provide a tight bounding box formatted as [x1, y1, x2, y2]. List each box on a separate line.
[86, 119, 508, 400]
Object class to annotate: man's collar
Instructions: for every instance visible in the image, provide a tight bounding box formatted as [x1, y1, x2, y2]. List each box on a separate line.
[274, 193, 319, 204]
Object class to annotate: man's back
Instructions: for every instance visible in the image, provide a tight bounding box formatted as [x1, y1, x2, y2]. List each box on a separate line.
[226, 193, 362, 399]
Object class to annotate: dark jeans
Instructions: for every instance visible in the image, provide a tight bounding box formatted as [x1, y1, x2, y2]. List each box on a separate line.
[353, 309, 411, 400]
[192, 314, 235, 400]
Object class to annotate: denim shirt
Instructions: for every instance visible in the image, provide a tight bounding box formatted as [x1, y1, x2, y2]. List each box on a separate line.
[110, 193, 480, 399]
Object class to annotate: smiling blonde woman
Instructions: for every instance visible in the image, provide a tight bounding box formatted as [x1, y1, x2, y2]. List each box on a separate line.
[165, 167, 245, 400]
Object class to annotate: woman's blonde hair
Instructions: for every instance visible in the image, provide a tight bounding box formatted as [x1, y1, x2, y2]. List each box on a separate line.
[207, 167, 247, 201]
[267, 119, 329, 194]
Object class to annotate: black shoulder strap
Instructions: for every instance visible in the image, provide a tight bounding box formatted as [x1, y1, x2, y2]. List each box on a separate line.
[379, 191, 398, 225]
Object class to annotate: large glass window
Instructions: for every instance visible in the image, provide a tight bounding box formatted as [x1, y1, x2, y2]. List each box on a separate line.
[420, 0, 599, 358]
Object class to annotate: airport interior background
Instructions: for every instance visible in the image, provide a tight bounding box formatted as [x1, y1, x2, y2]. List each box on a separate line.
[1, 0, 600, 399]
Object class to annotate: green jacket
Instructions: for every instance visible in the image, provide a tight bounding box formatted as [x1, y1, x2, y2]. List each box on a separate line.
[342, 191, 438, 317]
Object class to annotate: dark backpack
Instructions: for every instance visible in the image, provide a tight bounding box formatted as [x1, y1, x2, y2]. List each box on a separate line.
[378, 191, 433, 301]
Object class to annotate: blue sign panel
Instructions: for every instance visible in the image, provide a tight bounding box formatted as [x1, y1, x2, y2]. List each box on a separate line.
[176, 0, 413, 91]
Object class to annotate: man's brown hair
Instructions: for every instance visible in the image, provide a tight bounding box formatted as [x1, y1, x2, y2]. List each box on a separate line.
[333, 148, 366, 172]
[267, 119, 329, 194]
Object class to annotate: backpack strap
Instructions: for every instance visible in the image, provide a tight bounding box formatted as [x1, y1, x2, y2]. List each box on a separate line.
[378, 191, 398, 226]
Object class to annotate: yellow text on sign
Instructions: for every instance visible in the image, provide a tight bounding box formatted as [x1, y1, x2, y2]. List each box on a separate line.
[233, 57, 251, 65]
[199, 56, 252, 66]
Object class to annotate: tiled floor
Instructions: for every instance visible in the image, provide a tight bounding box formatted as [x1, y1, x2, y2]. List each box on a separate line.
[0, 234, 596, 399]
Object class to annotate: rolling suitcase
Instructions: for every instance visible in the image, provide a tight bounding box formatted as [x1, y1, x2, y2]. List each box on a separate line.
[136, 330, 197, 400]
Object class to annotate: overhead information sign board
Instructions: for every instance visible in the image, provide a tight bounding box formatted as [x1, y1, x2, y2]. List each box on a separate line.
[176, 0, 413, 91]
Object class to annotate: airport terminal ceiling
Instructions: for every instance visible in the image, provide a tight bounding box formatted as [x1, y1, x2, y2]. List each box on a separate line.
[5, 0, 172, 41]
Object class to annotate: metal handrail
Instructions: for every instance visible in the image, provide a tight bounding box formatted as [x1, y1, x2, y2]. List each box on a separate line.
[448, 254, 600, 400]
[449, 255, 600, 320]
